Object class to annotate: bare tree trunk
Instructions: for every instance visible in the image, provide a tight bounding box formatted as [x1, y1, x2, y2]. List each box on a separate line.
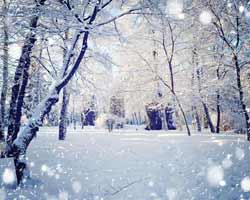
[138, 111, 142, 125]
[175, 95, 191, 136]
[134, 112, 139, 125]
[234, 55, 250, 140]
[191, 64, 201, 132]
[7, 0, 47, 144]
[216, 90, 221, 133]
[160, 22, 191, 136]
[59, 87, 70, 140]
[195, 61, 215, 133]
[58, 29, 70, 140]
[196, 111, 202, 132]
[215, 67, 222, 134]
[132, 114, 136, 125]
[157, 75, 191, 135]
[14, 64, 31, 136]
[80, 113, 85, 129]
[0, 0, 9, 142]
[5, 0, 47, 185]
[193, 107, 202, 132]
[202, 102, 215, 133]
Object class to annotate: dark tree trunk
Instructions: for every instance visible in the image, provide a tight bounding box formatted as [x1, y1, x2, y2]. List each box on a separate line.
[168, 59, 190, 134]
[138, 111, 142, 125]
[193, 107, 202, 132]
[191, 61, 201, 132]
[14, 154, 30, 185]
[7, 0, 47, 144]
[161, 24, 191, 135]
[216, 91, 221, 133]
[175, 96, 191, 136]
[14, 66, 30, 137]
[196, 111, 202, 132]
[202, 102, 215, 133]
[132, 114, 136, 125]
[59, 29, 70, 140]
[59, 87, 70, 140]
[12, 92, 58, 184]
[195, 61, 214, 133]
[80, 113, 85, 129]
[215, 67, 222, 134]
[234, 55, 250, 140]
[134, 112, 139, 125]
[0, 0, 9, 142]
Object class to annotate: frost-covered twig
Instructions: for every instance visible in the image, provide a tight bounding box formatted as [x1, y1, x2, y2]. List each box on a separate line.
[104, 177, 150, 197]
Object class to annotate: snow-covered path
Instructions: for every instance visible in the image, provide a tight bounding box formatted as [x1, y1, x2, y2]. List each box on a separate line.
[1, 127, 250, 200]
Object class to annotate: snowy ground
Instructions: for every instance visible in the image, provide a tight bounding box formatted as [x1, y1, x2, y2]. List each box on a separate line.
[1, 126, 250, 200]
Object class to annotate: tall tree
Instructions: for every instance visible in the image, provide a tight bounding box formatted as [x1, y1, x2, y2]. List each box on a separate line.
[0, 0, 9, 142]
[7, 0, 47, 144]
[59, 30, 70, 140]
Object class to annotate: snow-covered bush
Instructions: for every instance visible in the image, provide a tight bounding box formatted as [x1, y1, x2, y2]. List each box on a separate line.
[95, 113, 125, 129]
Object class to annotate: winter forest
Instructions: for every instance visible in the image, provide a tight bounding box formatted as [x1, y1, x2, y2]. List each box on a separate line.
[1, 0, 250, 199]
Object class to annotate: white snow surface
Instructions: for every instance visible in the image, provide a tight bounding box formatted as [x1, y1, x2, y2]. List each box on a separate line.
[1, 126, 250, 200]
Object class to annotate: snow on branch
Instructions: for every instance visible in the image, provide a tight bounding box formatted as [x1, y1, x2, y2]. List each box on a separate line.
[95, 7, 144, 27]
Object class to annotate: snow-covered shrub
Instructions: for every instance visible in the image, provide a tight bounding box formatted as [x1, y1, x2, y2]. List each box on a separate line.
[95, 113, 125, 129]
[95, 113, 109, 129]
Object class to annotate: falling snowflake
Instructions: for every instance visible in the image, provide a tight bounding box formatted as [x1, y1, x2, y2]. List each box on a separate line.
[55, 174, 60, 179]
[219, 180, 226, 187]
[199, 11, 212, 25]
[167, 0, 183, 16]
[30, 162, 35, 167]
[2, 168, 15, 185]
[150, 192, 158, 198]
[41, 164, 48, 172]
[56, 164, 63, 173]
[241, 177, 250, 192]
[206, 165, 224, 187]
[239, 5, 245, 13]
[222, 157, 233, 169]
[72, 181, 82, 193]
[93, 196, 104, 200]
[148, 181, 154, 187]
[235, 147, 245, 160]
[166, 188, 177, 200]
[58, 191, 69, 200]
[47, 168, 55, 177]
